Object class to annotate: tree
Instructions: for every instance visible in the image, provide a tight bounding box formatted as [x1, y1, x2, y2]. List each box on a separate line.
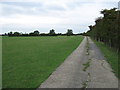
[8, 32, 13, 36]
[49, 29, 56, 36]
[4, 33, 7, 36]
[66, 29, 73, 36]
[86, 8, 119, 52]
[13, 32, 20, 36]
[33, 30, 39, 36]
[29, 32, 34, 36]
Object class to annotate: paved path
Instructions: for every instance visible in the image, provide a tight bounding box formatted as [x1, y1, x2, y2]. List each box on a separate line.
[37, 37, 118, 88]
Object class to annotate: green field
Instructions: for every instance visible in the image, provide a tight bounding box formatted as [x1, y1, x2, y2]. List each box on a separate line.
[94, 40, 119, 78]
[3, 36, 84, 88]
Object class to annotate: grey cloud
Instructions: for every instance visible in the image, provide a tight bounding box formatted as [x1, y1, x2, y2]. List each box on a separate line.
[0, 2, 68, 17]
[1, 2, 43, 8]
[0, 2, 47, 16]
[46, 5, 66, 11]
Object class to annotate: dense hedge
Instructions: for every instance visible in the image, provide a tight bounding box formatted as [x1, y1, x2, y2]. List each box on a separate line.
[86, 8, 119, 52]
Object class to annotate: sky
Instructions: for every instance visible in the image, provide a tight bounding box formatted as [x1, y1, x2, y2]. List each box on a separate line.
[0, 0, 119, 34]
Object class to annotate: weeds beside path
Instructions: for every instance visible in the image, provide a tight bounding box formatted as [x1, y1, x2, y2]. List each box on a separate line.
[94, 40, 119, 78]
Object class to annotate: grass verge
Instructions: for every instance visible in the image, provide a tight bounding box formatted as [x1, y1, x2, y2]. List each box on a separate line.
[3, 36, 84, 88]
[94, 40, 119, 78]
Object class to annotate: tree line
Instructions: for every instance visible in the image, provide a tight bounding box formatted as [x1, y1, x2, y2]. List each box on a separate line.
[3, 29, 82, 36]
[85, 8, 119, 52]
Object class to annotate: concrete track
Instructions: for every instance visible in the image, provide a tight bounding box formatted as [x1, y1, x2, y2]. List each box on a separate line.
[37, 37, 118, 88]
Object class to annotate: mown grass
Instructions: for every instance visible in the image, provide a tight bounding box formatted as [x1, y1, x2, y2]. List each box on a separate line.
[2, 36, 84, 88]
[94, 40, 119, 78]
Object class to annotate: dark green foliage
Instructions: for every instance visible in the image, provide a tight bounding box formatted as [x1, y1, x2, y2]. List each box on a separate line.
[29, 30, 40, 36]
[33, 30, 39, 36]
[29, 32, 35, 36]
[49, 29, 56, 36]
[13, 32, 21, 36]
[86, 8, 119, 52]
[40, 33, 49, 36]
[8, 32, 13, 36]
[5, 29, 79, 37]
[66, 29, 73, 36]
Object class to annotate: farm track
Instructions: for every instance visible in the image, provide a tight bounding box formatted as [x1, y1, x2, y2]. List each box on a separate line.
[37, 37, 118, 88]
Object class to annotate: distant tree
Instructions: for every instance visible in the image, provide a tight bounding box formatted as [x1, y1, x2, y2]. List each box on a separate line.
[29, 32, 34, 36]
[22, 33, 29, 36]
[4, 33, 7, 36]
[57, 33, 62, 35]
[49, 29, 56, 36]
[8, 32, 13, 36]
[33, 30, 40, 36]
[66, 29, 73, 36]
[40, 33, 49, 36]
[13, 32, 20, 36]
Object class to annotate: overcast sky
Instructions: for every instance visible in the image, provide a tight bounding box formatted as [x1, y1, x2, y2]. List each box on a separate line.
[0, 0, 119, 34]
